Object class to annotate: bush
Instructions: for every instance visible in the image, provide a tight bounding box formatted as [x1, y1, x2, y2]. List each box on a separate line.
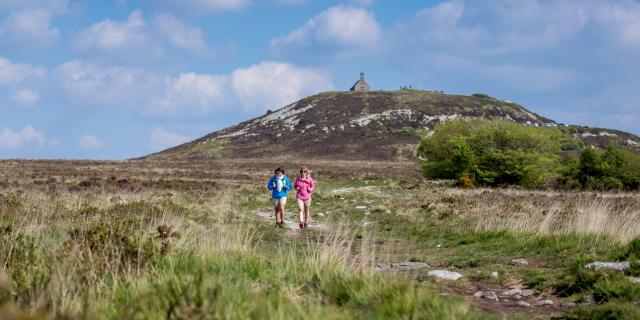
[418, 119, 567, 188]
[577, 146, 640, 190]
[418, 119, 640, 190]
[594, 277, 640, 302]
[562, 303, 640, 320]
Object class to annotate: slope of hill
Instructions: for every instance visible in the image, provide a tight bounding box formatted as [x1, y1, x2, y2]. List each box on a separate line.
[143, 90, 640, 161]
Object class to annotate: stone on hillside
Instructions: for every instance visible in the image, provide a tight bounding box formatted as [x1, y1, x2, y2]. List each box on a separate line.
[501, 288, 535, 298]
[490, 271, 499, 278]
[375, 261, 429, 271]
[585, 261, 630, 272]
[511, 259, 529, 266]
[474, 291, 498, 301]
[427, 270, 463, 281]
[627, 277, 640, 284]
[534, 299, 554, 306]
[355, 206, 367, 210]
[517, 301, 531, 307]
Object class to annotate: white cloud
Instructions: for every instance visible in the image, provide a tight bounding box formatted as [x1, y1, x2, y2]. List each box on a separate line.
[11, 88, 39, 106]
[51, 58, 332, 117]
[152, 14, 211, 56]
[74, 10, 148, 52]
[153, 72, 229, 115]
[348, 0, 374, 6]
[0, 9, 61, 46]
[275, 0, 307, 4]
[231, 61, 333, 111]
[596, 2, 640, 47]
[79, 134, 103, 149]
[53, 60, 156, 107]
[74, 11, 217, 60]
[0, 0, 68, 13]
[0, 57, 45, 85]
[270, 5, 382, 55]
[0, 125, 46, 148]
[150, 127, 190, 151]
[155, 0, 250, 14]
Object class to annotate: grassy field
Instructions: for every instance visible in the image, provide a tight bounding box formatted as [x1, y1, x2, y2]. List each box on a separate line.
[1, 159, 639, 319]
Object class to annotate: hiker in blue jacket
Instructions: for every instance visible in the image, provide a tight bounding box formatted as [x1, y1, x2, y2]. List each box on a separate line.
[267, 167, 291, 228]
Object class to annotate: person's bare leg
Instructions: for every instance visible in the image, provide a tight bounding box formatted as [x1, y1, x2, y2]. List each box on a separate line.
[297, 200, 304, 224]
[279, 203, 285, 225]
[304, 204, 310, 225]
[274, 204, 280, 225]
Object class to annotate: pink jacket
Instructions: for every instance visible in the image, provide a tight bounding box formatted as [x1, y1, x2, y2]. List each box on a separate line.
[294, 176, 315, 201]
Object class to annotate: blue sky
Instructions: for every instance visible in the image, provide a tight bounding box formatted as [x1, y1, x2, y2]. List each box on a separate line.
[1, 0, 639, 159]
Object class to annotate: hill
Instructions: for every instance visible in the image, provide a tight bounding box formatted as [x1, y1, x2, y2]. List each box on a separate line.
[142, 90, 640, 161]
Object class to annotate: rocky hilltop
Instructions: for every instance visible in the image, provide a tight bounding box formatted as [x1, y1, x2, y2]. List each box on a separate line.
[142, 90, 640, 161]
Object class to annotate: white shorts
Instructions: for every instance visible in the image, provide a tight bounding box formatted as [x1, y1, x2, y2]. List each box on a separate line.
[297, 199, 311, 207]
[272, 197, 287, 207]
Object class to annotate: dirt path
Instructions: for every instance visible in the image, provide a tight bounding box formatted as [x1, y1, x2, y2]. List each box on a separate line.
[252, 209, 329, 236]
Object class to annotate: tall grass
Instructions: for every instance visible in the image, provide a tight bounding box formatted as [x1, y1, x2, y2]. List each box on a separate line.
[0, 186, 484, 319]
[472, 192, 640, 243]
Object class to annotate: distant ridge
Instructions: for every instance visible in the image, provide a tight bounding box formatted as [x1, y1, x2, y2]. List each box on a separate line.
[141, 90, 640, 161]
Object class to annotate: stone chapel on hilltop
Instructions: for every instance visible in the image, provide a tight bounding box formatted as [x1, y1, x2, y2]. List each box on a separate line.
[350, 72, 370, 92]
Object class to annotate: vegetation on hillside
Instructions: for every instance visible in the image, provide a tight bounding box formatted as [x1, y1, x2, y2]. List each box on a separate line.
[2, 160, 640, 318]
[418, 119, 640, 190]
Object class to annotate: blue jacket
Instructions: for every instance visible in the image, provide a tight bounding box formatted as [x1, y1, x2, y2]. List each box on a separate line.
[267, 175, 291, 199]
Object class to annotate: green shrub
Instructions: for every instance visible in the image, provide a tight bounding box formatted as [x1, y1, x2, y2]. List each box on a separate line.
[418, 119, 567, 188]
[623, 237, 640, 260]
[418, 119, 640, 190]
[593, 276, 640, 302]
[522, 271, 546, 290]
[554, 259, 603, 296]
[576, 146, 640, 190]
[562, 303, 640, 320]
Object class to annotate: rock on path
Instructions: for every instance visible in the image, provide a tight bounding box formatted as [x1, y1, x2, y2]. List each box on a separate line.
[427, 270, 463, 281]
[585, 261, 630, 272]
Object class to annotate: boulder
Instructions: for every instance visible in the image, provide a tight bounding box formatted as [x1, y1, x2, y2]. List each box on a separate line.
[474, 291, 498, 301]
[511, 259, 529, 266]
[501, 288, 535, 298]
[534, 299, 554, 306]
[584, 261, 630, 272]
[427, 270, 463, 281]
[627, 276, 640, 284]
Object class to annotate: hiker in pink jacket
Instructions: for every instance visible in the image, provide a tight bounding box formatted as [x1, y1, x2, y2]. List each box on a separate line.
[294, 166, 315, 229]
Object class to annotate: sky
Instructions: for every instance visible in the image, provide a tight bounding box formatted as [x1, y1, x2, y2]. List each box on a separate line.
[1, 0, 639, 159]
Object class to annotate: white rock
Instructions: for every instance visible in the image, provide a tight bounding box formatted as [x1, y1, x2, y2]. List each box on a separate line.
[473, 291, 484, 298]
[511, 259, 529, 266]
[501, 289, 521, 297]
[534, 299, 554, 306]
[520, 289, 535, 297]
[480, 291, 499, 301]
[627, 277, 640, 284]
[501, 288, 535, 298]
[427, 270, 463, 281]
[355, 206, 367, 210]
[490, 272, 499, 278]
[517, 301, 531, 307]
[585, 261, 630, 272]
